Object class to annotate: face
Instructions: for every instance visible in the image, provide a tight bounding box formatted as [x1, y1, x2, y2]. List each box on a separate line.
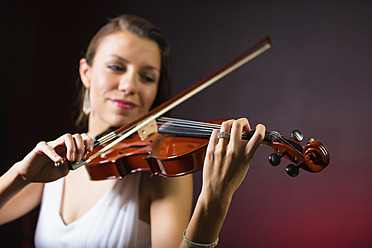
[80, 31, 161, 136]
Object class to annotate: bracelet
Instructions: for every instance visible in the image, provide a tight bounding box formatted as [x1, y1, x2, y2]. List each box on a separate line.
[183, 230, 219, 248]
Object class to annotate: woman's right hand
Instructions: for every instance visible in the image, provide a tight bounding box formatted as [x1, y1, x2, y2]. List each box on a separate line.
[15, 133, 94, 183]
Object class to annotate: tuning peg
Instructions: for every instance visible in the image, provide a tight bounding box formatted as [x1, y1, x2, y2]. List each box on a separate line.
[286, 164, 299, 177]
[307, 137, 318, 144]
[290, 130, 303, 142]
[285, 161, 304, 177]
[269, 150, 286, 166]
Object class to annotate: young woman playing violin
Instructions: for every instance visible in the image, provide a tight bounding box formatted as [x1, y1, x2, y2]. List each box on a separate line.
[0, 14, 265, 247]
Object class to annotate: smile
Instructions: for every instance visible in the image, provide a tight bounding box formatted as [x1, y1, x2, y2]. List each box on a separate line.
[110, 99, 137, 110]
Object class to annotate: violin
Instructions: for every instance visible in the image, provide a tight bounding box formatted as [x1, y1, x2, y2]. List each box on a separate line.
[63, 36, 330, 179]
[78, 117, 329, 180]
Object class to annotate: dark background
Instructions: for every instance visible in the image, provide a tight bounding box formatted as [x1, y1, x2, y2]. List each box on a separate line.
[1, 0, 371, 247]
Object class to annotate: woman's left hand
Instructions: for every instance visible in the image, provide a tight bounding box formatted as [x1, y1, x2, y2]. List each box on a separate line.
[202, 118, 265, 200]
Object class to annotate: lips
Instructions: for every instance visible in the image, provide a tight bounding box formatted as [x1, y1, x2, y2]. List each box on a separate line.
[110, 99, 137, 109]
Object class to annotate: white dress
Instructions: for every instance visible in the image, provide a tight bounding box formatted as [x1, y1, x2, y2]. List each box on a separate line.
[34, 173, 151, 248]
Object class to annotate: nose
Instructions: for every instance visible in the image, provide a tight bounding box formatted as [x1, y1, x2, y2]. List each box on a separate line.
[118, 69, 137, 95]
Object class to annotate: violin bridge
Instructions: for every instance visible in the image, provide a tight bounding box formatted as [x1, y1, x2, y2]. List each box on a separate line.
[137, 119, 158, 140]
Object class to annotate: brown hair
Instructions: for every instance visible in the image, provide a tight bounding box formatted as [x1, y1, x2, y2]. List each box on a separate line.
[74, 14, 172, 131]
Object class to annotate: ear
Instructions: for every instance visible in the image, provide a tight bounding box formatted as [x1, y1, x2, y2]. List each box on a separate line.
[79, 58, 91, 88]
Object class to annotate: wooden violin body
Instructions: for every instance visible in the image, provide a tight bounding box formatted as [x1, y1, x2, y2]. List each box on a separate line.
[86, 132, 208, 180]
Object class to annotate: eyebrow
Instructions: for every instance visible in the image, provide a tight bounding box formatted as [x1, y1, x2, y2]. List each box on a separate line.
[109, 55, 160, 72]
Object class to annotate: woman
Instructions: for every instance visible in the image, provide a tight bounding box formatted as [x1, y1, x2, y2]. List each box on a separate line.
[0, 14, 265, 247]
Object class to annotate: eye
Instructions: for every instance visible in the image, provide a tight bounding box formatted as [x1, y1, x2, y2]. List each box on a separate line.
[141, 73, 157, 83]
[107, 64, 125, 71]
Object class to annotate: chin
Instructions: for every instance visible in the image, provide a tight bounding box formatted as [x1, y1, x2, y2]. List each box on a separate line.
[108, 109, 148, 128]
[109, 115, 135, 128]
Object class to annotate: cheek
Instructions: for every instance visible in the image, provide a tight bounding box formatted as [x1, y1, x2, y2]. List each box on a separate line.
[89, 79, 111, 112]
[143, 86, 158, 109]
[90, 74, 114, 99]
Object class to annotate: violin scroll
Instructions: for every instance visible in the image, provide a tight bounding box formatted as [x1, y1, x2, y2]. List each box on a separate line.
[267, 130, 330, 177]
[303, 140, 330, 171]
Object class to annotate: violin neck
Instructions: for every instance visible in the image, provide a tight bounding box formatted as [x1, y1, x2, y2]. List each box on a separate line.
[242, 130, 272, 143]
[157, 117, 271, 142]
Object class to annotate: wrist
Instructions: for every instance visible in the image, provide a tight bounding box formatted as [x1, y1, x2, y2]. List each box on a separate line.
[200, 182, 233, 209]
[14, 161, 32, 184]
[197, 187, 232, 220]
[0, 163, 30, 209]
[184, 188, 232, 246]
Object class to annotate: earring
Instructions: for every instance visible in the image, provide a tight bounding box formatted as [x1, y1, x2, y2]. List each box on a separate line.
[83, 88, 91, 115]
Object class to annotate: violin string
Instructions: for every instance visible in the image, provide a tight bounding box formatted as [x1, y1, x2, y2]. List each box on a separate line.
[158, 123, 216, 134]
[267, 131, 305, 156]
[157, 117, 220, 135]
[158, 117, 220, 129]
[157, 117, 265, 141]
[157, 117, 266, 141]
[267, 131, 287, 144]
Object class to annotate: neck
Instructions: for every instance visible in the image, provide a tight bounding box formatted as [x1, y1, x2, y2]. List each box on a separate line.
[87, 113, 113, 140]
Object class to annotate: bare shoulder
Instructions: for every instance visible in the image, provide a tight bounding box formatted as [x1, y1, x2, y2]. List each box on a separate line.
[140, 172, 193, 200]
[139, 173, 194, 247]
